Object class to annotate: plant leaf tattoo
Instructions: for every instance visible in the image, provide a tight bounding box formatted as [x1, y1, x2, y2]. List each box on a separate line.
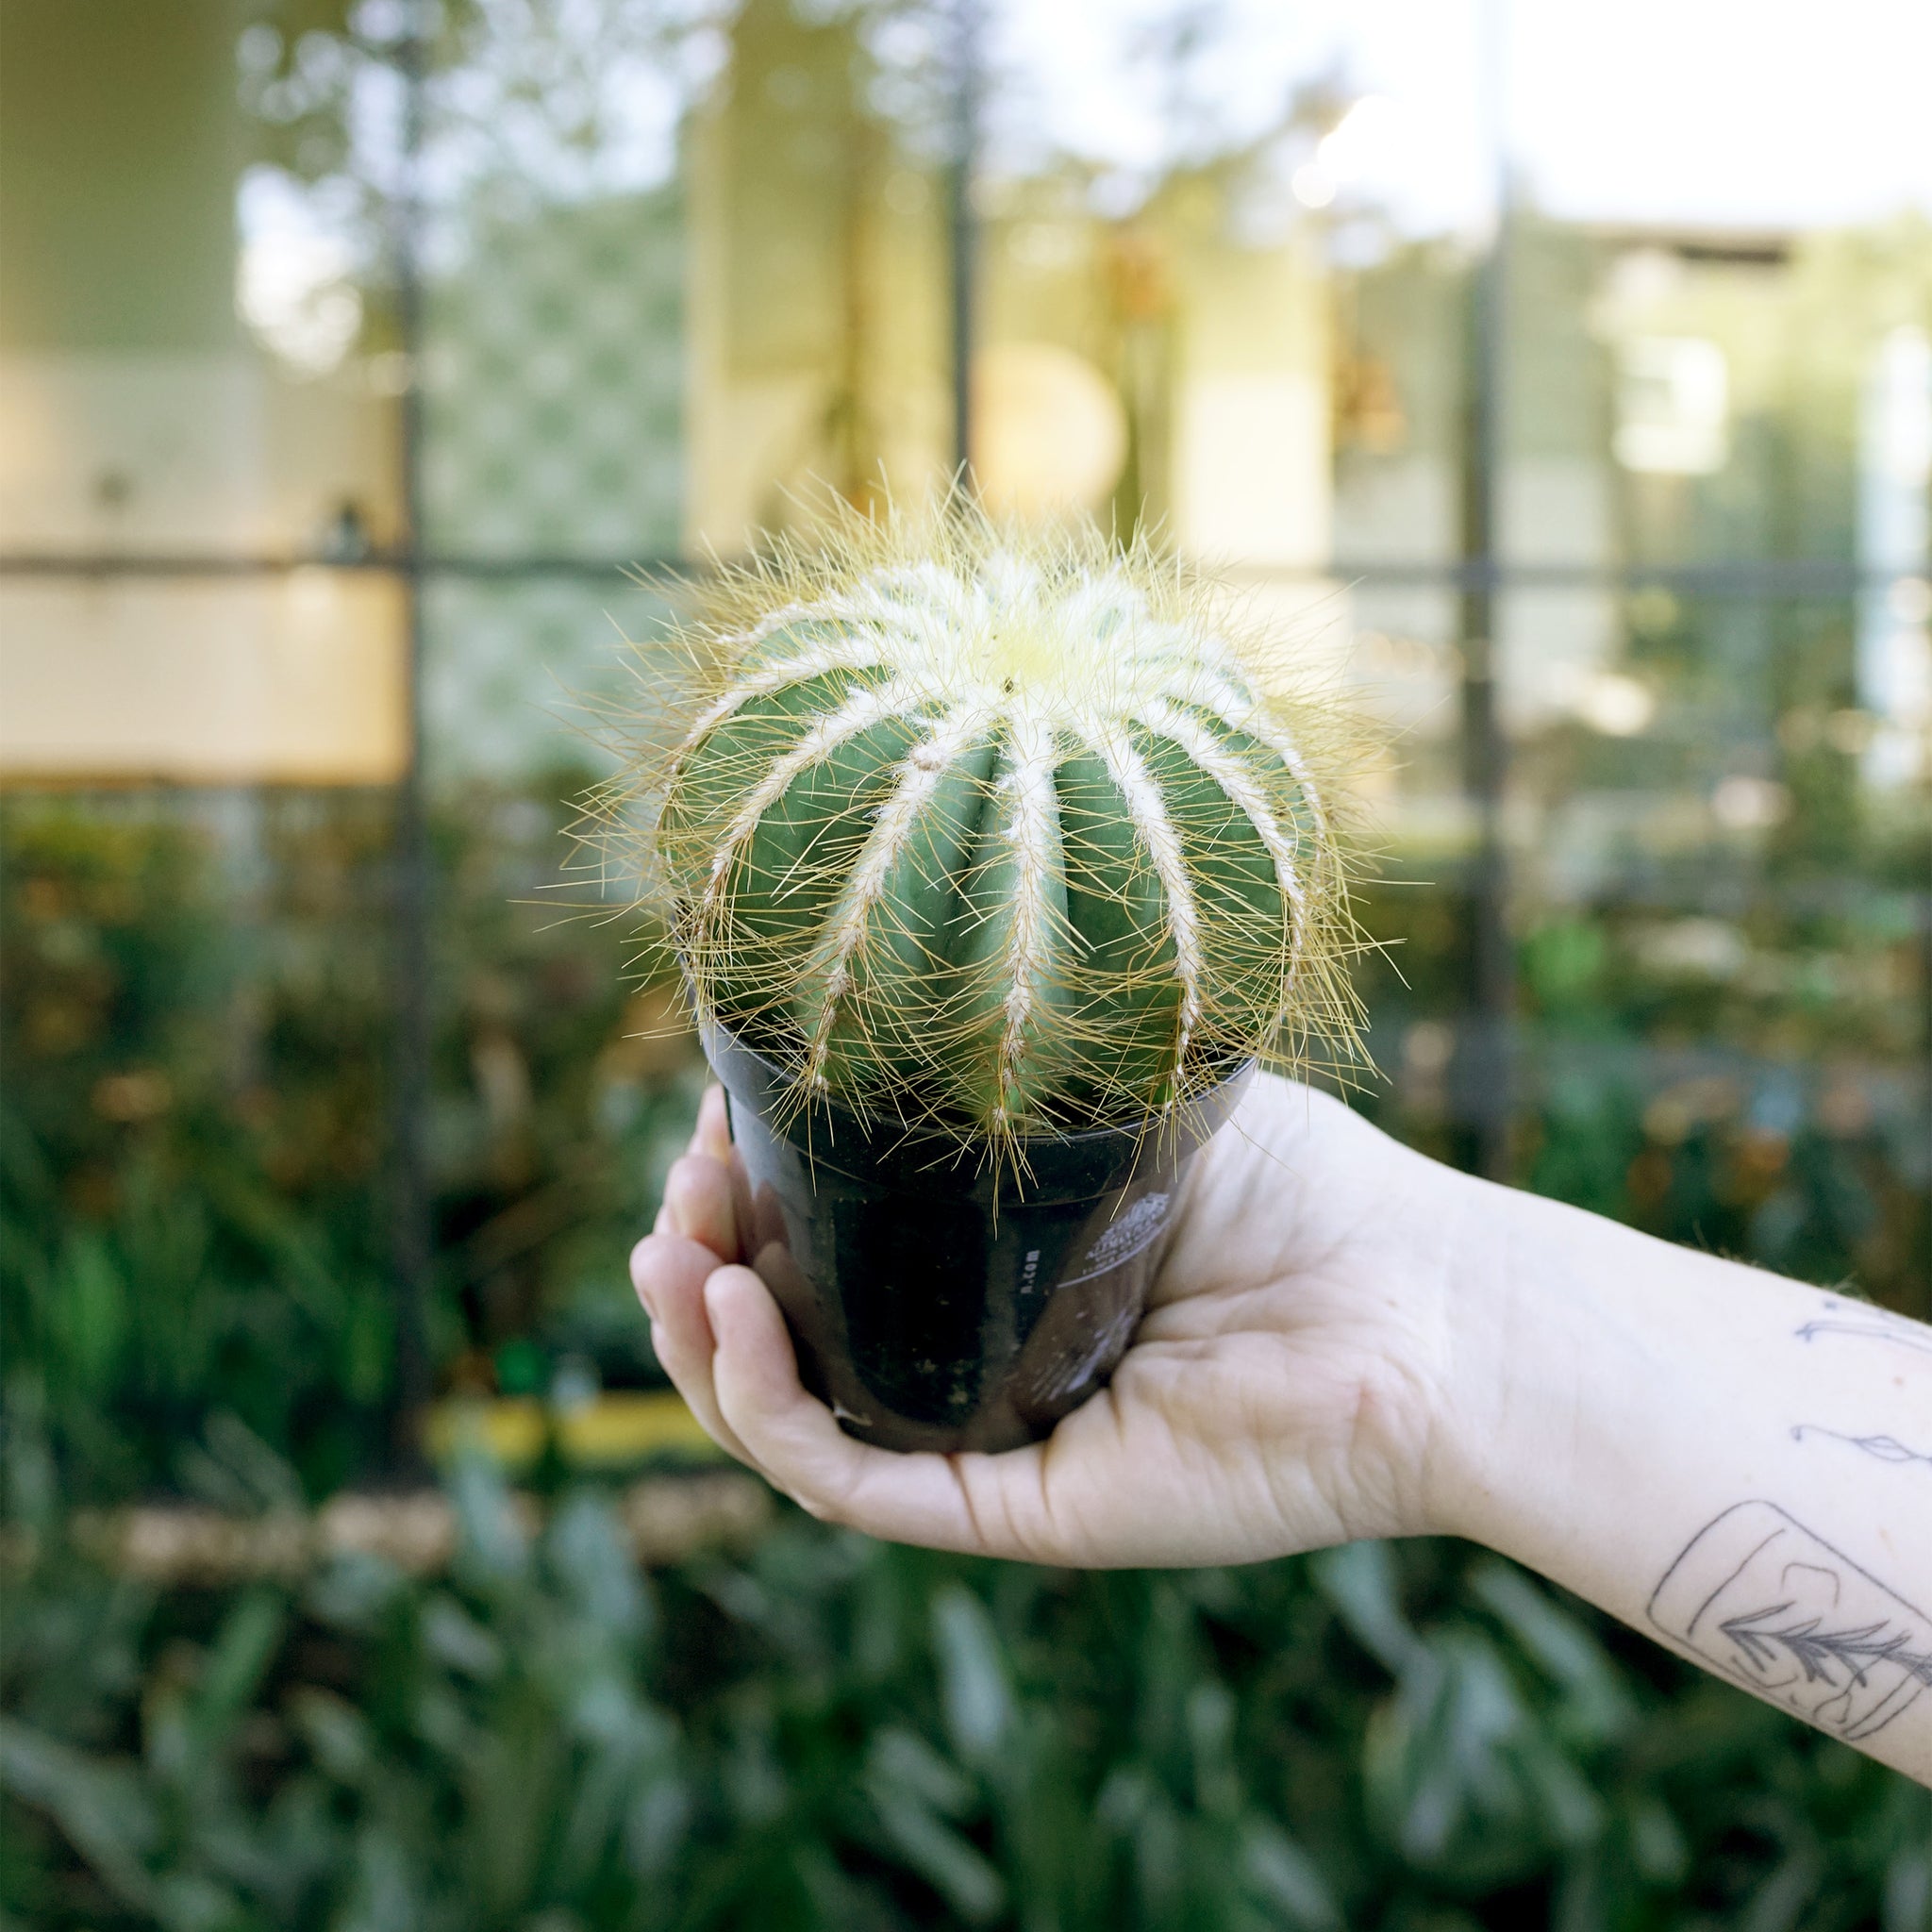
[1793, 1297, 1932, 1359]
[1648, 1501, 1932, 1742]
[1790, 1424, 1932, 1472]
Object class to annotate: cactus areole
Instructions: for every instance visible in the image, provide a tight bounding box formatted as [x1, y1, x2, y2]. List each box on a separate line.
[611, 515, 1357, 1448]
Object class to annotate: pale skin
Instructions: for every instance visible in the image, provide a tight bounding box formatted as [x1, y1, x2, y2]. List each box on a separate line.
[632, 1074, 1932, 1789]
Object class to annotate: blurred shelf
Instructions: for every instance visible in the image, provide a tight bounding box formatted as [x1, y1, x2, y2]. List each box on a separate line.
[424, 1391, 721, 1472]
[0, 1469, 771, 1586]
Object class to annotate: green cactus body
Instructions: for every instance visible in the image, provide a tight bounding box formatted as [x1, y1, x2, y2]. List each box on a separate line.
[651, 545, 1341, 1146]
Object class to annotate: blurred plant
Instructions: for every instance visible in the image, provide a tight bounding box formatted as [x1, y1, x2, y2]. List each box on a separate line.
[0, 797, 396, 1499]
[3, 788, 1926, 1928]
[0, 787, 703, 1503]
[426, 768, 706, 1376]
[1352, 868, 1928, 1320]
[2, 1460, 1926, 1932]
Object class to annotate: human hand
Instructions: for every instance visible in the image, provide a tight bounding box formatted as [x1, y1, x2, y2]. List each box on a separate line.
[630, 1073, 1473, 1568]
[637, 1071, 1932, 1785]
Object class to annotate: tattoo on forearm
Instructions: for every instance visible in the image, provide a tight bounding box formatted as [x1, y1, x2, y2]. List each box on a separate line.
[1648, 1501, 1932, 1742]
[1791, 1424, 1932, 1472]
[1794, 1297, 1932, 1359]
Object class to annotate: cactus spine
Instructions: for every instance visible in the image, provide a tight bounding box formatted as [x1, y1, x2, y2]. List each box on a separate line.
[618, 514, 1356, 1155]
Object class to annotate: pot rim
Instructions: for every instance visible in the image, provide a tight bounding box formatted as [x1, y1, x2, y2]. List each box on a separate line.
[699, 1009, 1255, 1196]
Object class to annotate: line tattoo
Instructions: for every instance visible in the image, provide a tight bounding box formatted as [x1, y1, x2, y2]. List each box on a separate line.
[1793, 1297, 1932, 1359]
[1790, 1424, 1932, 1472]
[1648, 1501, 1932, 1742]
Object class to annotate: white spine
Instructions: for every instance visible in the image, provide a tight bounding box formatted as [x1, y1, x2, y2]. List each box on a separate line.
[802, 700, 993, 1082]
[991, 710, 1061, 1123]
[1158, 667, 1331, 848]
[679, 635, 886, 751]
[695, 680, 913, 942]
[1136, 697, 1307, 981]
[1074, 713, 1203, 1057]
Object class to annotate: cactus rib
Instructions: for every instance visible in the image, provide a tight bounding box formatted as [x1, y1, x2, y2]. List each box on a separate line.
[1136, 697, 1307, 985]
[800, 698, 998, 1090]
[697, 681, 917, 932]
[1074, 712, 1203, 1063]
[682, 634, 884, 745]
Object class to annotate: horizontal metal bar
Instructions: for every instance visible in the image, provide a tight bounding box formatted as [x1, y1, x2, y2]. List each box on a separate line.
[1263, 558, 1917, 595]
[0, 550, 687, 582]
[0, 551, 1916, 595]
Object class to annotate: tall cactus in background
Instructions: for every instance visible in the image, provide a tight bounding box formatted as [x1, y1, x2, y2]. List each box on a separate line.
[610, 511, 1360, 1155]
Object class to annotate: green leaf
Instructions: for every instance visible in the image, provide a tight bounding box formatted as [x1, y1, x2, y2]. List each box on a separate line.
[51, 1230, 127, 1394]
[866, 1725, 974, 1819]
[1624, 1793, 1690, 1885]
[191, 1589, 286, 1747]
[931, 1586, 1012, 1764]
[0, 1715, 158, 1912]
[1186, 1681, 1240, 1820]
[1884, 1846, 1932, 1932]
[450, 1459, 530, 1582]
[422, 1594, 505, 1681]
[153, 1870, 242, 1932]
[1313, 1540, 1424, 1674]
[545, 1491, 647, 1641]
[1241, 1817, 1343, 1931]
[1740, 1848, 1825, 1932]
[1467, 1558, 1634, 1742]
[871, 1789, 1006, 1924]
[1363, 1628, 1553, 1882]
[289, 1687, 374, 1786]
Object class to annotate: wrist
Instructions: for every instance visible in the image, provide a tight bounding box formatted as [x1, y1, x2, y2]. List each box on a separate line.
[1418, 1174, 1624, 1553]
[1419, 1175, 1724, 1568]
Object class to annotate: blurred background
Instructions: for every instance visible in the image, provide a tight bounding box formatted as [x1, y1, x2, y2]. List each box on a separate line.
[2, 1, 1928, 1924]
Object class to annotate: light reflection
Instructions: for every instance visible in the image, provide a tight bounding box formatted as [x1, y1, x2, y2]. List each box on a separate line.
[1573, 673, 1657, 739]
[973, 344, 1127, 521]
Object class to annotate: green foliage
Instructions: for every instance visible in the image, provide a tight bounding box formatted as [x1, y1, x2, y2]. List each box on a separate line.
[1354, 872, 1928, 1319]
[0, 791, 702, 1502]
[3, 1478, 1927, 1932]
[0, 798, 398, 1499]
[4, 778, 1926, 1927]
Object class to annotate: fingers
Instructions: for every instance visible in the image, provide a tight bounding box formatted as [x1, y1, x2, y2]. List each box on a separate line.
[654, 1087, 741, 1248]
[629, 1231, 758, 1469]
[702, 1262, 1111, 1562]
[649, 1249, 1224, 1565]
[692, 1082, 732, 1160]
[641, 1085, 1202, 1566]
[658, 1152, 741, 1262]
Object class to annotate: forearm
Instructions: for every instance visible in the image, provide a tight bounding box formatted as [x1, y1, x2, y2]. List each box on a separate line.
[1433, 1175, 1932, 1787]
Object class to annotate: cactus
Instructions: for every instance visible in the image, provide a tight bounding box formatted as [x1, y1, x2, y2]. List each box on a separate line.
[611, 511, 1358, 1157]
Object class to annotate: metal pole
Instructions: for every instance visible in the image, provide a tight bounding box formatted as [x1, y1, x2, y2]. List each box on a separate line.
[947, 0, 982, 484]
[1919, 888, 1932, 1324]
[1455, 0, 1515, 1183]
[388, 12, 433, 1467]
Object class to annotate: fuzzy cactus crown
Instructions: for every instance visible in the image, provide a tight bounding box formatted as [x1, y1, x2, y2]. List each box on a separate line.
[607, 510, 1360, 1156]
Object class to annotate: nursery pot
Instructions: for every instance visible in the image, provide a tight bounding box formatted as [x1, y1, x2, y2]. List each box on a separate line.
[699, 1018, 1255, 1455]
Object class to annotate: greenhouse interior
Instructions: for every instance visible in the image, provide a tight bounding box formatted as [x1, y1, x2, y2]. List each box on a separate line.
[2, 0, 1929, 1924]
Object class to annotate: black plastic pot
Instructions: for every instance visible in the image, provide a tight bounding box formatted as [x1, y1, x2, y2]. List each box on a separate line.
[699, 1018, 1254, 1454]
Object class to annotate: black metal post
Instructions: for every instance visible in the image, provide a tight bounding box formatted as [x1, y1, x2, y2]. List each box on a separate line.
[1454, 4, 1515, 1184]
[947, 0, 982, 484]
[1919, 887, 1932, 1324]
[388, 15, 433, 1466]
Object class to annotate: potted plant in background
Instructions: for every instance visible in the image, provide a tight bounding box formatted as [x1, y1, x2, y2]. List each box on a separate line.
[603, 511, 1360, 1452]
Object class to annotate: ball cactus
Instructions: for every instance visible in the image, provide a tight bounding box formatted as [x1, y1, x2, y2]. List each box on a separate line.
[613, 512, 1357, 1158]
